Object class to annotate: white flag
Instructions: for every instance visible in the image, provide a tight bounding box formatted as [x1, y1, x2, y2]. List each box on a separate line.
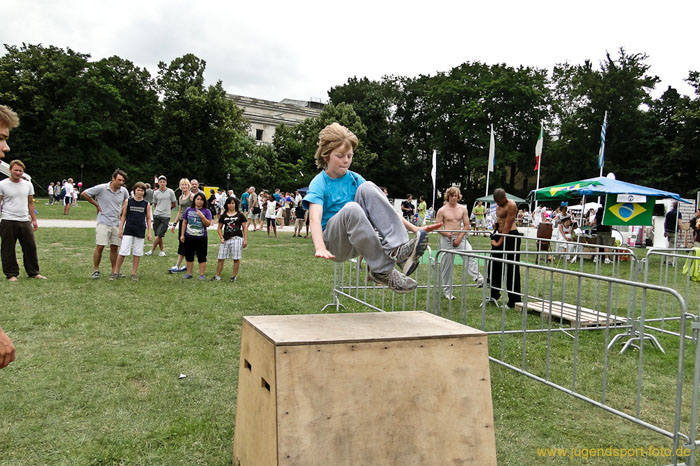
[487, 124, 495, 172]
[431, 149, 437, 187]
[534, 122, 543, 171]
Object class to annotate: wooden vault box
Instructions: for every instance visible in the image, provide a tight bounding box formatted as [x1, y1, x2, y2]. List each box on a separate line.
[233, 311, 497, 466]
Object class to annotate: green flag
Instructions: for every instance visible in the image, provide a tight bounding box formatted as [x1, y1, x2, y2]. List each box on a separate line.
[531, 179, 602, 202]
[602, 195, 655, 226]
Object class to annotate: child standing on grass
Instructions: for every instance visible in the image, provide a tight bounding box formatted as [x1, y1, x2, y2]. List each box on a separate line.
[114, 182, 152, 281]
[303, 123, 442, 293]
[293, 202, 307, 237]
[212, 197, 247, 282]
[265, 193, 278, 237]
[180, 192, 212, 280]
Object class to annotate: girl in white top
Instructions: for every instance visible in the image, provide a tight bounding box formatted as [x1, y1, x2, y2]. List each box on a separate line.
[555, 216, 580, 263]
[264, 193, 278, 238]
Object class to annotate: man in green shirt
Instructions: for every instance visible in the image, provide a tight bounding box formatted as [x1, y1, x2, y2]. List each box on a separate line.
[474, 201, 486, 231]
[417, 196, 427, 226]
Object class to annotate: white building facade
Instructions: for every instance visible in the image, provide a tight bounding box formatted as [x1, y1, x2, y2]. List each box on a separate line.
[228, 94, 324, 145]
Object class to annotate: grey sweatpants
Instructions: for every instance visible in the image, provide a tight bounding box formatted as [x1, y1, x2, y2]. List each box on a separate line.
[323, 182, 409, 274]
[439, 235, 482, 296]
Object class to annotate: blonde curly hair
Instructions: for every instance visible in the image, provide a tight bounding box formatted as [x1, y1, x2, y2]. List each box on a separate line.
[314, 123, 358, 169]
[0, 105, 20, 129]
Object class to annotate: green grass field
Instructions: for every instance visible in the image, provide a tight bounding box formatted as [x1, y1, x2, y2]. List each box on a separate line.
[0, 209, 695, 465]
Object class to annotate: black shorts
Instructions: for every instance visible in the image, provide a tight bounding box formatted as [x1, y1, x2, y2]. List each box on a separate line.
[184, 235, 208, 263]
[266, 217, 276, 228]
[177, 220, 186, 256]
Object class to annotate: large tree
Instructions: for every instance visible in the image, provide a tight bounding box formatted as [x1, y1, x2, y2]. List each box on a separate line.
[392, 62, 550, 204]
[548, 49, 659, 187]
[271, 102, 376, 191]
[328, 76, 404, 194]
[155, 54, 249, 187]
[0, 44, 91, 184]
[663, 73, 700, 195]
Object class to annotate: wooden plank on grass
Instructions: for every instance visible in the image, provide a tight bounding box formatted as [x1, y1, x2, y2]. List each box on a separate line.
[514, 300, 627, 327]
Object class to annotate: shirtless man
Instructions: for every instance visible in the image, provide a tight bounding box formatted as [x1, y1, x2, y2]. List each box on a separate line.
[435, 187, 483, 300]
[489, 188, 521, 308]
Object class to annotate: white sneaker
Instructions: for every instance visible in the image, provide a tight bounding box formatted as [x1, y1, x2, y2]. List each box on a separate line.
[444, 294, 456, 300]
[144, 250, 153, 256]
[475, 276, 484, 288]
[604, 258, 612, 264]
[158, 251, 166, 257]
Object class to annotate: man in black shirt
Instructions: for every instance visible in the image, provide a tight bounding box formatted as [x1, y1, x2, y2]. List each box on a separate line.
[401, 194, 415, 223]
[664, 202, 681, 248]
[593, 207, 612, 264]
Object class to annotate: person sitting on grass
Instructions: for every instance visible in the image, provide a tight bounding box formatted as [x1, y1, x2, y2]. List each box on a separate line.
[180, 192, 212, 280]
[303, 123, 442, 293]
[113, 182, 152, 281]
[212, 196, 247, 282]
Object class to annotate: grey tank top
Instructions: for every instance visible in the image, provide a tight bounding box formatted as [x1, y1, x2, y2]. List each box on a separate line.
[179, 193, 193, 210]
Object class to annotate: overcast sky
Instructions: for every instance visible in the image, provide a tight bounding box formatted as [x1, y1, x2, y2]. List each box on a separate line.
[3, 0, 699, 103]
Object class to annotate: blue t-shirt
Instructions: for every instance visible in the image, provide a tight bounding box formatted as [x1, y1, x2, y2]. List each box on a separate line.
[302, 170, 366, 230]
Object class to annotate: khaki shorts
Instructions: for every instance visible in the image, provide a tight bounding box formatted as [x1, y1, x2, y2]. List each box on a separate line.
[96, 223, 120, 246]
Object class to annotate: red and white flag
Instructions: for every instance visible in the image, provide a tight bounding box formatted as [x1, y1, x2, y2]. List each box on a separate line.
[534, 122, 543, 171]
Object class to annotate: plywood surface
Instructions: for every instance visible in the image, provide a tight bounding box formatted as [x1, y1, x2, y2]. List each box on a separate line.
[275, 334, 497, 466]
[244, 311, 486, 346]
[233, 320, 278, 466]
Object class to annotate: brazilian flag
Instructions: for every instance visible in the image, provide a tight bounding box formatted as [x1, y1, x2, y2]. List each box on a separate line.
[602, 195, 655, 226]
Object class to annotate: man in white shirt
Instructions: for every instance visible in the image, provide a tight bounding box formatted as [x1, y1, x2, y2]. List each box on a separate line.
[0, 160, 46, 281]
[81, 170, 129, 279]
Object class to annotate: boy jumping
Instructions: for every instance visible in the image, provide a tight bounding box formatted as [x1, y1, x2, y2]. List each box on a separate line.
[303, 123, 441, 293]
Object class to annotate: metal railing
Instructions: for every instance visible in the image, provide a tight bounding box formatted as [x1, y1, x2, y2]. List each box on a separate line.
[435, 250, 696, 466]
[322, 235, 700, 465]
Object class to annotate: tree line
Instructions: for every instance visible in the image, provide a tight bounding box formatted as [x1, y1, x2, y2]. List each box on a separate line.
[1, 44, 698, 204]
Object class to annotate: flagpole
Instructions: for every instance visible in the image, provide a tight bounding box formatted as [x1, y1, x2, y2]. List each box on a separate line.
[486, 124, 495, 197]
[431, 149, 437, 216]
[598, 111, 608, 178]
[534, 121, 543, 210]
[597, 111, 608, 205]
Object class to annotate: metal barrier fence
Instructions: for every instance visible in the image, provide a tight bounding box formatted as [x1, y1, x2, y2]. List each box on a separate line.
[323, 233, 700, 465]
